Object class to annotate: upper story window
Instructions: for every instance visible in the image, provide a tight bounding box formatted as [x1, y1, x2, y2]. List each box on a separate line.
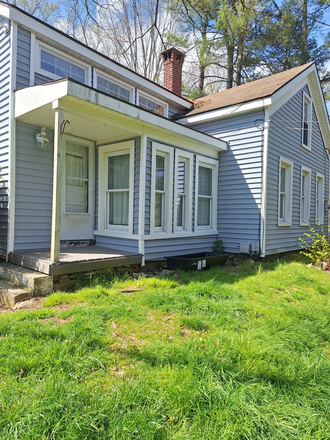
[278, 157, 293, 226]
[36, 41, 91, 85]
[138, 91, 168, 117]
[95, 69, 134, 103]
[302, 92, 312, 150]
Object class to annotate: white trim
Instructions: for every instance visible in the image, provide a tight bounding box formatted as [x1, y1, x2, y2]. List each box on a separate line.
[29, 31, 36, 86]
[138, 135, 147, 265]
[137, 90, 169, 118]
[260, 108, 269, 257]
[299, 166, 311, 226]
[98, 140, 134, 235]
[195, 156, 218, 232]
[94, 230, 218, 240]
[7, 20, 17, 255]
[150, 142, 173, 234]
[278, 157, 293, 227]
[35, 40, 92, 86]
[301, 92, 312, 151]
[93, 68, 134, 104]
[173, 150, 193, 234]
[316, 172, 324, 224]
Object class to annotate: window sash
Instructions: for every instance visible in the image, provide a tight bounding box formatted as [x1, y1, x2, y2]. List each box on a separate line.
[107, 153, 131, 227]
[97, 76, 130, 102]
[65, 143, 89, 213]
[41, 50, 85, 83]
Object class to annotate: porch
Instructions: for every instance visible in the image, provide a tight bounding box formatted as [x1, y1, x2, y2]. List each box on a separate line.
[8, 246, 142, 276]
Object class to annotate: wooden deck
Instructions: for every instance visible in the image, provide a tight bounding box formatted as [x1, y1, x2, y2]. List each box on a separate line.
[8, 246, 142, 276]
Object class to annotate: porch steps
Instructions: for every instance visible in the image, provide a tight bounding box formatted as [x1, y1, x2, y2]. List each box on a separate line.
[0, 263, 53, 307]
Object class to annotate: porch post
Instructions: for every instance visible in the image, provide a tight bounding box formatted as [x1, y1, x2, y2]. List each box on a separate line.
[50, 108, 64, 262]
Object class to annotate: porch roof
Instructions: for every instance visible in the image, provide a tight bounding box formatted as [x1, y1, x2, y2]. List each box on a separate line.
[14, 78, 227, 153]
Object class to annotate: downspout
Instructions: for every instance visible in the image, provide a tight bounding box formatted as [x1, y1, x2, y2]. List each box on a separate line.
[260, 107, 270, 258]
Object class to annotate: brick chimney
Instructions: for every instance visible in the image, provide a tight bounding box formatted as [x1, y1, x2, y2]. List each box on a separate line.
[161, 47, 185, 96]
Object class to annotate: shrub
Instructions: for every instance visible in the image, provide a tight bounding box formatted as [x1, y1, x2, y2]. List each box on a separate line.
[298, 223, 330, 264]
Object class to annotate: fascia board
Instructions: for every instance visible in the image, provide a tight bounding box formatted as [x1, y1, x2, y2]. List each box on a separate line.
[1, 3, 191, 110]
[177, 98, 272, 125]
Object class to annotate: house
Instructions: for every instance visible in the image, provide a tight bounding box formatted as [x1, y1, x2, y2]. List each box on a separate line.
[0, 1, 328, 283]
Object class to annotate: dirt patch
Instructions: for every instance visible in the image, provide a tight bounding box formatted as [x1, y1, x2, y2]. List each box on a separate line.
[120, 286, 142, 296]
[41, 316, 72, 327]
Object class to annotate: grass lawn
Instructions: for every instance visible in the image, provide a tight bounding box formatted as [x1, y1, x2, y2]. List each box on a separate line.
[1, 257, 330, 439]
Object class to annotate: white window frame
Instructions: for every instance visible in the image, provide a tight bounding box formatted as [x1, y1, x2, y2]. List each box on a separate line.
[174, 150, 193, 234]
[137, 90, 168, 118]
[35, 40, 92, 85]
[302, 92, 312, 151]
[98, 140, 134, 235]
[278, 157, 293, 227]
[94, 68, 134, 103]
[316, 172, 324, 224]
[195, 156, 218, 232]
[300, 166, 311, 226]
[150, 143, 173, 235]
[62, 135, 95, 216]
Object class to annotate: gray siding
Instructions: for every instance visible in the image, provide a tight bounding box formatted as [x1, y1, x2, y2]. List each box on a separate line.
[0, 20, 11, 256]
[95, 235, 139, 253]
[133, 139, 140, 235]
[266, 86, 329, 255]
[14, 121, 54, 250]
[94, 145, 98, 230]
[34, 72, 53, 85]
[144, 235, 217, 260]
[194, 111, 264, 254]
[144, 140, 152, 234]
[16, 26, 30, 89]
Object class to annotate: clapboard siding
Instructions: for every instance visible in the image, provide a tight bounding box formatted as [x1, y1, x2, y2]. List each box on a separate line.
[94, 145, 98, 230]
[34, 72, 53, 85]
[14, 121, 54, 250]
[193, 110, 264, 254]
[0, 21, 11, 256]
[16, 26, 30, 89]
[144, 140, 152, 234]
[144, 235, 217, 260]
[95, 235, 139, 253]
[266, 85, 329, 255]
[133, 139, 140, 235]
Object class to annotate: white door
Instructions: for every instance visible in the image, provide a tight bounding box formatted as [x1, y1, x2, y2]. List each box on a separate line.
[60, 136, 95, 240]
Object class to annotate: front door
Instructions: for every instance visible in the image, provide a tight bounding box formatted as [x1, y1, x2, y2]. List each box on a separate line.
[61, 136, 95, 240]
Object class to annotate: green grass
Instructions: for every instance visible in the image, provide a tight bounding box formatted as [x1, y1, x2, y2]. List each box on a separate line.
[1, 258, 330, 439]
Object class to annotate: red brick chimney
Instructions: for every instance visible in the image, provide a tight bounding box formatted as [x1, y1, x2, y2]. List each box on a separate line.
[161, 47, 185, 96]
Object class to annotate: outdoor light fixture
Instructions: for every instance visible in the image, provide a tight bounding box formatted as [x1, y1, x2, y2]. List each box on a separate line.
[36, 127, 49, 149]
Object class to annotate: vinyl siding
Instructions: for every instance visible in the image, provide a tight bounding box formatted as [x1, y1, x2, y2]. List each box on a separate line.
[16, 26, 30, 89]
[14, 121, 54, 250]
[0, 19, 10, 256]
[266, 85, 329, 255]
[95, 235, 139, 254]
[144, 235, 217, 260]
[144, 140, 152, 234]
[193, 111, 264, 254]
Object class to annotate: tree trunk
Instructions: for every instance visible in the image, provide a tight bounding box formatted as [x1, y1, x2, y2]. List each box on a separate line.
[302, 0, 308, 64]
[226, 44, 234, 89]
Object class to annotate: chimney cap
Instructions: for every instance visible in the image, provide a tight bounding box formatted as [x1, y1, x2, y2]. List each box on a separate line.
[161, 47, 185, 58]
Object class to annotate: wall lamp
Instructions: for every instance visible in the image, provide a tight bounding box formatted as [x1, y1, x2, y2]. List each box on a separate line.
[36, 127, 49, 149]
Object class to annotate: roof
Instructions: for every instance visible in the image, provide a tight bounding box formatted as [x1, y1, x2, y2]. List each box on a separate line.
[175, 63, 315, 118]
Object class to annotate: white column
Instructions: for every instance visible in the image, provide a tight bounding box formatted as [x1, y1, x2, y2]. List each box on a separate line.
[50, 108, 64, 262]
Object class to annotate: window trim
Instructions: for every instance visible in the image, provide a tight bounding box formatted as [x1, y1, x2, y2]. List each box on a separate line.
[173, 150, 193, 234]
[62, 135, 95, 216]
[150, 142, 173, 235]
[137, 90, 168, 118]
[316, 172, 324, 225]
[302, 92, 312, 151]
[35, 40, 92, 85]
[94, 68, 135, 103]
[98, 140, 134, 235]
[278, 157, 293, 227]
[195, 156, 218, 232]
[300, 166, 311, 226]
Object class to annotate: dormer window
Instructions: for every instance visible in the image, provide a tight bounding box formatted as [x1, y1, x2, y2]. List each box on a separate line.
[137, 91, 168, 117]
[95, 69, 134, 103]
[302, 93, 312, 150]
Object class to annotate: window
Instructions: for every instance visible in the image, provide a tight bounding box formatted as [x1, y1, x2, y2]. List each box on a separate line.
[95, 70, 133, 103]
[316, 173, 324, 224]
[98, 141, 134, 234]
[151, 143, 173, 234]
[195, 157, 218, 231]
[65, 142, 89, 213]
[300, 167, 311, 226]
[302, 93, 312, 150]
[278, 157, 293, 226]
[36, 41, 91, 85]
[174, 152, 193, 233]
[138, 91, 168, 117]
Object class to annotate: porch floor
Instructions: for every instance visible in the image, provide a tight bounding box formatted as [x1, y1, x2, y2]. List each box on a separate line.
[8, 246, 142, 276]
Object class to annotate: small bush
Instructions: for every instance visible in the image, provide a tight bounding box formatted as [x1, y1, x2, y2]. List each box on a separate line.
[298, 223, 330, 264]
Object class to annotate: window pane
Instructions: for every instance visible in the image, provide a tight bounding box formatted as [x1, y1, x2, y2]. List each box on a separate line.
[280, 167, 286, 193]
[156, 155, 165, 191]
[41, 50, 84, 83]
[177, 161, 185, 194]
[280, 194, 285, 220]
[65, 143, 89, 213]
[108, 154, 129, 190]
[139, 96, 164, 116]
[177, 195, 183, 227]
[97, 77, 130, 102]
[198, 166, 212, 196]
[155, 192, 163, 227]
[197, 197, 210, 226]
[109, 191, 129, 225]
